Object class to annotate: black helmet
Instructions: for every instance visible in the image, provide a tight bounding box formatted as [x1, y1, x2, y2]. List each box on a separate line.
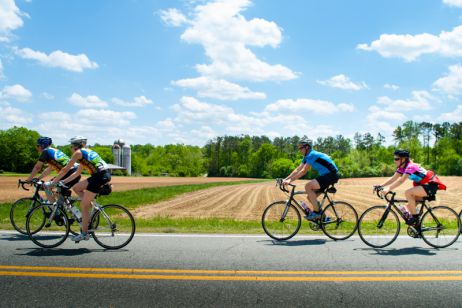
[298, 137, 313, 147]
[394, 149, 410, 158]
[37, 136, 52, 148]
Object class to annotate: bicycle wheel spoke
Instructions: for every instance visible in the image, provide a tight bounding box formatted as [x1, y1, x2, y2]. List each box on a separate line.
[262, 201, 301, 241]
[27, 205, 69, 248]
[420, 206, 460, 248]
[358, 206, 400, 248]
[321, 201, 358, 240]
[10, 198, 38, 235]
[91, 204, 135, 249]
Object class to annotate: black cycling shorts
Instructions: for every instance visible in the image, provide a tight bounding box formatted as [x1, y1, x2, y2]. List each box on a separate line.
[62, 167, 81, 188]
[422, 182, 438, 198]
[315, 172, 339, 191]
[86, 170, 111, 194]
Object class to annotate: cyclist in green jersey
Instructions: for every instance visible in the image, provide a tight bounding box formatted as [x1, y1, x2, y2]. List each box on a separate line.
[51, 136, 111, 242]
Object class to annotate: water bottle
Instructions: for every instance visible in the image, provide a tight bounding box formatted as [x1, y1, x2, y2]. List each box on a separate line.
[399, 205, 411, 220]
[70, 206, 82, 222]
[301, 201, 310, 214]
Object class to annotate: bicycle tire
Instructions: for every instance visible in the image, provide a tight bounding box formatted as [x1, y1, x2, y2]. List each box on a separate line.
[358, 205, 400, 248]
[10, 198, 43, 235]
[90, 204, 136, 250]
[321, 201, 358, 241]
[420, 206, 461, 248]
[262, 201, 301, 241]
[26, 205, 69, 248]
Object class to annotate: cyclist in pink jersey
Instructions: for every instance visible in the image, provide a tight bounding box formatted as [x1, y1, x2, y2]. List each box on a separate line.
[378, 149, 445, 225]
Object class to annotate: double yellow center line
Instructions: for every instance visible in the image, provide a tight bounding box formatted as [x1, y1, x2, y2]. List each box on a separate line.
[1, 265, 462, 282]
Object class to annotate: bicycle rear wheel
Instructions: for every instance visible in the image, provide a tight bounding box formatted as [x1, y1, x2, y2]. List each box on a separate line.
[321, 201, 358, 240]
[262, 201, 301, 241]
[420, 206, 460, 248]
[90, 204, 136, 249]
[358, 205, 400, 248]
[26, 205, 69, 248]
[10, 198, 41, 235]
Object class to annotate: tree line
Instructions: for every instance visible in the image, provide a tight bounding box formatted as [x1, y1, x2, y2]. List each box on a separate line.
[0, 121, 461, 178]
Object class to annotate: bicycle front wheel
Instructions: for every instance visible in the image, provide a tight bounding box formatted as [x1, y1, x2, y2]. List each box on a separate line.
[262, 201, 301, 241]
[358, 206, 400, 248]
[26, 205, 69, 248]
[90, 204, 136, 250]
[321, 201, 358, 240]
[420, 206, 461, 248]
[10, 198, 41, 235]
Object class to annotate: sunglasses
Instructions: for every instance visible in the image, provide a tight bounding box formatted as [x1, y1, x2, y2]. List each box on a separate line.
[393, 157, 400, 161]
[298, 146, 305, 150]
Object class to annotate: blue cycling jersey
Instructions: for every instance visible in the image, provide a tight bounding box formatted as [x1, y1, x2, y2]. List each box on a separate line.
[302, 149, 338, 176]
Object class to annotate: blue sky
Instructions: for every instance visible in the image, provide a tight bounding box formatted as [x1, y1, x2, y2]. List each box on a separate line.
[1, 0, 462, 146]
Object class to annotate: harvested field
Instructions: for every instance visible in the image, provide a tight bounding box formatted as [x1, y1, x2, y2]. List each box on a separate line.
[0, 176, 258, 203]
[133, 177, 462, 220]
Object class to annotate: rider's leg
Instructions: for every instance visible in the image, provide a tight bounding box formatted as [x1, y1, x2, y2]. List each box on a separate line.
[305, 179, 321, 212]
[404, 186, 427, 215]
[80, 190, 97, 234]
[72, 179, 88, 200]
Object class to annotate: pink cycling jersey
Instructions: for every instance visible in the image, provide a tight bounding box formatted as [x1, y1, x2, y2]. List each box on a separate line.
[396, 162, 428, 184]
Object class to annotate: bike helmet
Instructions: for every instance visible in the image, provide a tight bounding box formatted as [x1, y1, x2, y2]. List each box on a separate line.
[297, 137, 313, 147]
[69, 136, 87, 147]
[37, 136, 52, 148]
[394, 149, 410, 158]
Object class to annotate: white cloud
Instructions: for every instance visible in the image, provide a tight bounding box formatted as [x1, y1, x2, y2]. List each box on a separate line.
[160, 8, 188, 26]
[0, 59, 4, 79]
[16, 47, 98, 72]
[0, 0, 27, 42]
[68, 93, 108, 108]
[40, 92, 54, 100]
[443, 0, 462, 7]
[357, 24, 462, 62]
[164, 0, 297, 83]
[264, 98, 355, 114]
[439, 105, 462, 121]
[0, 84, 32, 102]
[384, 83, 399, 90]
[112, 96, 154, 107]
[377, 91, 434, 111]
[172, 76, 266, 100]
[317, 74, 367, 91]
[367, 105, 406, 135]
[433, 64, 462, 96]
[0, 105, 32, 128]
[77, 109, 137, 126]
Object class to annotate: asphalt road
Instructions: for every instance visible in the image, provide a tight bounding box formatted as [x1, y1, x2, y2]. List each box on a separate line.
[0, 231, 461, 307]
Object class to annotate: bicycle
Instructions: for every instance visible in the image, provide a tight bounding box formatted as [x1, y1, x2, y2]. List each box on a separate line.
[261, 178, 358, 241]
[358, 186, 461, 248]
[26, 182, 136, 249]
[11, 179, 81, 236]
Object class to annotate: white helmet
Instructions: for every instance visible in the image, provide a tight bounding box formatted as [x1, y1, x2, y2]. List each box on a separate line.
[69, 136, 87, 146]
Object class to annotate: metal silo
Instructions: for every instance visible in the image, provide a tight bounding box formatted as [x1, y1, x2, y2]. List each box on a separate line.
[122, 144, 131, 175]
[112, 143, 121, 166]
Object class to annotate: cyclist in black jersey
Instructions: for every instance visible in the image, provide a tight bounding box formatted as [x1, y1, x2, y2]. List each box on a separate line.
[52, 136, 111, 242]
[24, 136, 80, 203]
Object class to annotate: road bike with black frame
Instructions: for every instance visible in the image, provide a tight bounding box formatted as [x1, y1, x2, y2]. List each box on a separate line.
[358, 186, 461, 248]
[26, 182, 136, 249]
[262, 178, 358, 241]
[10, 179, 80, 236]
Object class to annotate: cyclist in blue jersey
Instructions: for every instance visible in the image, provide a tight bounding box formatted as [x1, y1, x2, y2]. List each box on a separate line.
[24, 136, 80, 203]
[51, 136, 111, 242]
[283, 137, 339, 220]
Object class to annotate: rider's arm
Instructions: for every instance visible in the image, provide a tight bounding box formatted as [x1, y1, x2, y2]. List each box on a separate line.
[26, 161, 44, 182]
[62, 164, 82, 184]
[37, 166, 52, 180]
[52, 151, 82, 184]
[285, 163, 310, 182]
[388, 173, 409, 191]
[379, 172, 401, 187]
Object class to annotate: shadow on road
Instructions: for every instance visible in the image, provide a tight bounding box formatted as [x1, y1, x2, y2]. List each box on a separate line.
[354, 246, 447, 256]
[15, 247, 130, 257]
[0, 234, 30, 242]
[261, 239, 327, 246]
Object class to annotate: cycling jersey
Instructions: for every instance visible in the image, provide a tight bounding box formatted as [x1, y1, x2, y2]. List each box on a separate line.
[302, 150, 338, 176]
[397, 162, 446, 190]
[78, 148, 108, 175]
[38, 148, 73, 172]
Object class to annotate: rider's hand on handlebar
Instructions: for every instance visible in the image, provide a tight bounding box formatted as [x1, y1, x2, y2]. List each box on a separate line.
[282, 179, 291, 186]
[381, 186, 390, 196]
